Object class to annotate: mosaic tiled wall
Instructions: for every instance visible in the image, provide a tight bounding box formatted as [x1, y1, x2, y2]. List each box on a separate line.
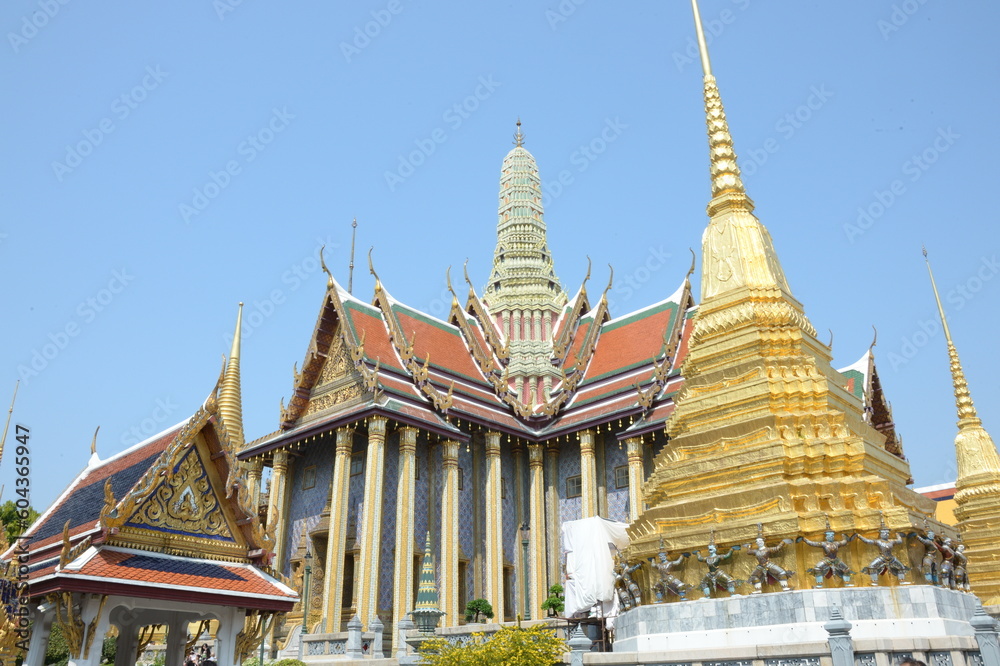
[413, 436, 430, 555]
[284, 441, 335, 577]
[378, 433, 400, 613]
[348, 431, 364, 543]
[558, 440, 582, 523]
[603, 435, 629, 523]
[457, 442, 475, 604]
[498, 445, 518, 619]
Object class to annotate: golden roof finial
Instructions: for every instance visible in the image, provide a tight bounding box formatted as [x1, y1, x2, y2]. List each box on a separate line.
[446, 265, 459, 308]
[583, 256, 592, 287]
[368, 247, 383, 292]
[320, 245, 334, 288]
[349, 218, 358, 295]
[870, 325, 878, 351]
[90, 425, 100, 456]
[0, 380, 19, 468]
[513, 117, 524, 147]
[685, 248, 696, 282]
[219, 302, 245, 450]
[691, 0, 750, 205]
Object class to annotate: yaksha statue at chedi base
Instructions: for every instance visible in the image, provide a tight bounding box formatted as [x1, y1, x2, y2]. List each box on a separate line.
[614, 552, 643, 610]
[915, 519, 942, 585]
[650, 537, 692, 602]
[799, 516, 856, 588]
[745, 523, 795, 593]
[953, 543, 971, 593]
[695, 530, 742, 599]
[858, 513, 910, 586]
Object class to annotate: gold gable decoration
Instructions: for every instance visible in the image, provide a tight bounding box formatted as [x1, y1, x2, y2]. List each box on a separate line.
[126, 447, 233, 540]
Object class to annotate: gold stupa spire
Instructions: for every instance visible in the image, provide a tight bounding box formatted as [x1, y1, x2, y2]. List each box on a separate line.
[689, 0, 791, 300]
[0, 381, 18, 468]
[924, 247, 1000, 604]
[218, 302, 245, 450]
[924, 248, 1000, 477]
[692, 0, 747, 204]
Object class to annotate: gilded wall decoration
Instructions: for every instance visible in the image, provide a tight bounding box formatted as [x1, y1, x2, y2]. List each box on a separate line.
[125, 447, 233, 540]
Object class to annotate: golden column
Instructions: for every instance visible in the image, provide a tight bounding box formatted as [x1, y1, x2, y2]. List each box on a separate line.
[246, 459, 263, 505]
[267, 449, 292, 573]
[322, 426, 355, 633]
[392, 427, 419, 630]
[484, 432, 504, 620]
[579, 430, 597, 518]
[356, 416, 388, 630]
[625, 437, 645, 522]
[926, 252, 1000, 604]
[527, 443, 546, 618]
[545, 442, 561, 587]
[440, 440, 461, 627]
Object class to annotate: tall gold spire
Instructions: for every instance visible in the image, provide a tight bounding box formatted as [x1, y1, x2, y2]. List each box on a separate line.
[924, 247, 1000, 604]
[692, 0, 747, 205]
[689, 0, 790, 300]
[0, 381, 18, 467]
[219, 302, 245, 450]
[924, 249, 1000, 477]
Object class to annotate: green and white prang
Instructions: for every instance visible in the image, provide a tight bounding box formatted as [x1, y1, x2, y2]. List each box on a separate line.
[483, 121, 567, 408]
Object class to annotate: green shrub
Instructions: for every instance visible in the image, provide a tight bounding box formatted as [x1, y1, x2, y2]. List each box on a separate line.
[463, 598, 494, 623]
[419, 625, 566, 665]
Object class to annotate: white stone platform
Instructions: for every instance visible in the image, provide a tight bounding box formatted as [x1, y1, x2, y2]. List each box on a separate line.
[613, 586, 980, 653]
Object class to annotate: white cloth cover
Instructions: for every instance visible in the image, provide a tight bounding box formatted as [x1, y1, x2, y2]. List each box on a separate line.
[561, 516, 630, 616]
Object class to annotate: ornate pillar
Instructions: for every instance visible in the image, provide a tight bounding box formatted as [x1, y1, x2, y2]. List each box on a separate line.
[322, 426, 355, 632]
[545, 442, 561, 588]
[392, 427, 419, 631]
[25, 607, 54, 666]
[440, 440, 461, 627]
[579, 430, 597, 518]
[357, 416, 387, 630]
[267, 449, 292, 573]
[484, 432, 504, 620]
[528, 443, 546, 618]
[625, 437, 645, 522]
[512, 443, 526, 618]
[246, 459, 263, 506]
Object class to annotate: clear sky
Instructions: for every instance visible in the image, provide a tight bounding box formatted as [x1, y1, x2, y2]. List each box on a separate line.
[2, 1, 998, 511]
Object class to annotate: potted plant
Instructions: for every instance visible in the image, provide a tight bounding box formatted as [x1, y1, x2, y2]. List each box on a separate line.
[540, 584, 564, 617]
[464, 598, 495, 624]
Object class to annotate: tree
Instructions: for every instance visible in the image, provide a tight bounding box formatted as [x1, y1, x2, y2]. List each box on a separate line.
[0, 500, 39, 545]
[418, 625, 566, 666]
[463, 599, 494, 624]
[540, 584, 564, 616]
[44, 624, 68, 666]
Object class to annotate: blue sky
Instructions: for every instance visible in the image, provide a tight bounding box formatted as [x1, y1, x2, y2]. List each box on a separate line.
[2, 1, 998, 510]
